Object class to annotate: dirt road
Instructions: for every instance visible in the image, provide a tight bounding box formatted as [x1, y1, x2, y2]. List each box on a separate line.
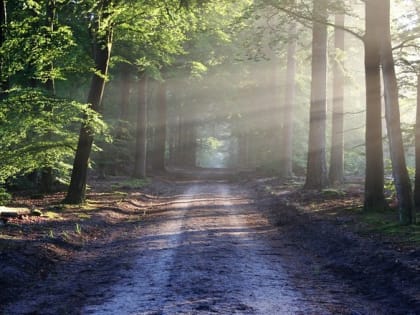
[80, 182, 381, 314]
[4, 179, 412, 314]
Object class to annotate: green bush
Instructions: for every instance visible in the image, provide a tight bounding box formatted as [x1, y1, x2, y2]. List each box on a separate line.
[0, 188, 12, 206]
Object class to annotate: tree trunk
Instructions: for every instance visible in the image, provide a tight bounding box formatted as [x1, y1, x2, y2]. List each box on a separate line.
[363, 0, 386, 212]
[133, 75, 148, 178]
[40, 0, 56, 193]
[329, 14, 345, 185]
[64, 3, 113, 204]
[45, 0, 56, 94]
[280, 21, 297, 178]
[0, 0, 8, 99]
[304, 0, 328, 189]
[152, 81, 167, 172]
[414, 74, 420, 212]
[119, 63, 131, 123]
[380, 0, 415, 224]
[177, 104, 196, 168]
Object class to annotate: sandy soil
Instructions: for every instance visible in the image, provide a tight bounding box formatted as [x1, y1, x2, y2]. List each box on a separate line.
[1, 174, 419, 314]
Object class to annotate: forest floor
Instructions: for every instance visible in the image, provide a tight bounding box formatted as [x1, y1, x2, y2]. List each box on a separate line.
[1, 169, 420, 314]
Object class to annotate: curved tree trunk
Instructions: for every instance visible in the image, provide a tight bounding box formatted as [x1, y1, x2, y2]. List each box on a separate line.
[133, 75, 148, 178]
[329, 13, 345, 185]
[64, 2, 113, 204]
[363, 0, 386, 212]
[304, 0, 328, 189]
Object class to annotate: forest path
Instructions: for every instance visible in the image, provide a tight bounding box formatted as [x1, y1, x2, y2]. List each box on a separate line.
[81, 181, 379, 315]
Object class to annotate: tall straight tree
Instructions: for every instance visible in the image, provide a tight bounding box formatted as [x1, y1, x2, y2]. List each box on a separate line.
[380, 0, 415, 224]
[133, 74, 148, 178]
[329, 13, 345, 185]
[280, 20, 297, 178]
[152, 80, 167, 172]
[65, 0, 113, 204]
[45, 0, 56, 94]
[40, 0, 57, 193]
[363, 0, 386, 212]
[118, 64, 131, 124]
[415, 73, 420, 212]
[0, 0, 8, 99]
[304, 0, 328, 189]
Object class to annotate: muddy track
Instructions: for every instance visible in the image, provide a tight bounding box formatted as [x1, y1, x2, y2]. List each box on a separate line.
[3, 180, 417, 314]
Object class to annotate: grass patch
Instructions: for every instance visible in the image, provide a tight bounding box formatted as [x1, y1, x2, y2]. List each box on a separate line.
[360, 211, 420, 244]
[77, 213, 91, 220]
[321, 188, 346, 197]
[79, 202, 98, 211]
[42, 211, 64, 220]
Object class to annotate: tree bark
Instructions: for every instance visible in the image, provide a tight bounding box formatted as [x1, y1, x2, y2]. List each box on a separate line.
[119, 63, 131, 123]
[304, 0, 328, 189]
[65, 2, 113, 204]
[280, 21, 297, 178]
[0, 0, 8, 100]
[414, 74, 420, 212]
[380, 0, 415, 224]
[363, 0, 386, 212]
[133, 75, 148, 178]
[45, 0, 56, 94]
[329, 13, 345, 185]
[40, 0, 57, 193]
[152, 81, 167, 172]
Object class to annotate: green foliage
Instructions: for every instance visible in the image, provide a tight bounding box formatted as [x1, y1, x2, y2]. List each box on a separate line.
[0, 88, 108, 183]
[0, 4, 78, 83]
[75, 223, 82, 235]
[0, 188, 12, 206]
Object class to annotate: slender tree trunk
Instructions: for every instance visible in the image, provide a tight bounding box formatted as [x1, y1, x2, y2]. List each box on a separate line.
[133, 75, 148, 178]
[0, 0, 8, 100]
[304, 0, 328, 189]
[152, 81, 167, 172]
[177, 104, 196, 168]
[45, 0, 55, 94]
[65, 3, 113, 204]
[186, 120, 197, 167]
[40, 0, 56, 193]
[119, 63, 131, 123]
[280, 21, 297, 177]
[379, 1, 414, 224]
[172, 103, 182, 167]
[363, 0, 386, 212]
[329, 14, 345, 185]
[110, 63, 131, 175]
[414, 74, 420, 212]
